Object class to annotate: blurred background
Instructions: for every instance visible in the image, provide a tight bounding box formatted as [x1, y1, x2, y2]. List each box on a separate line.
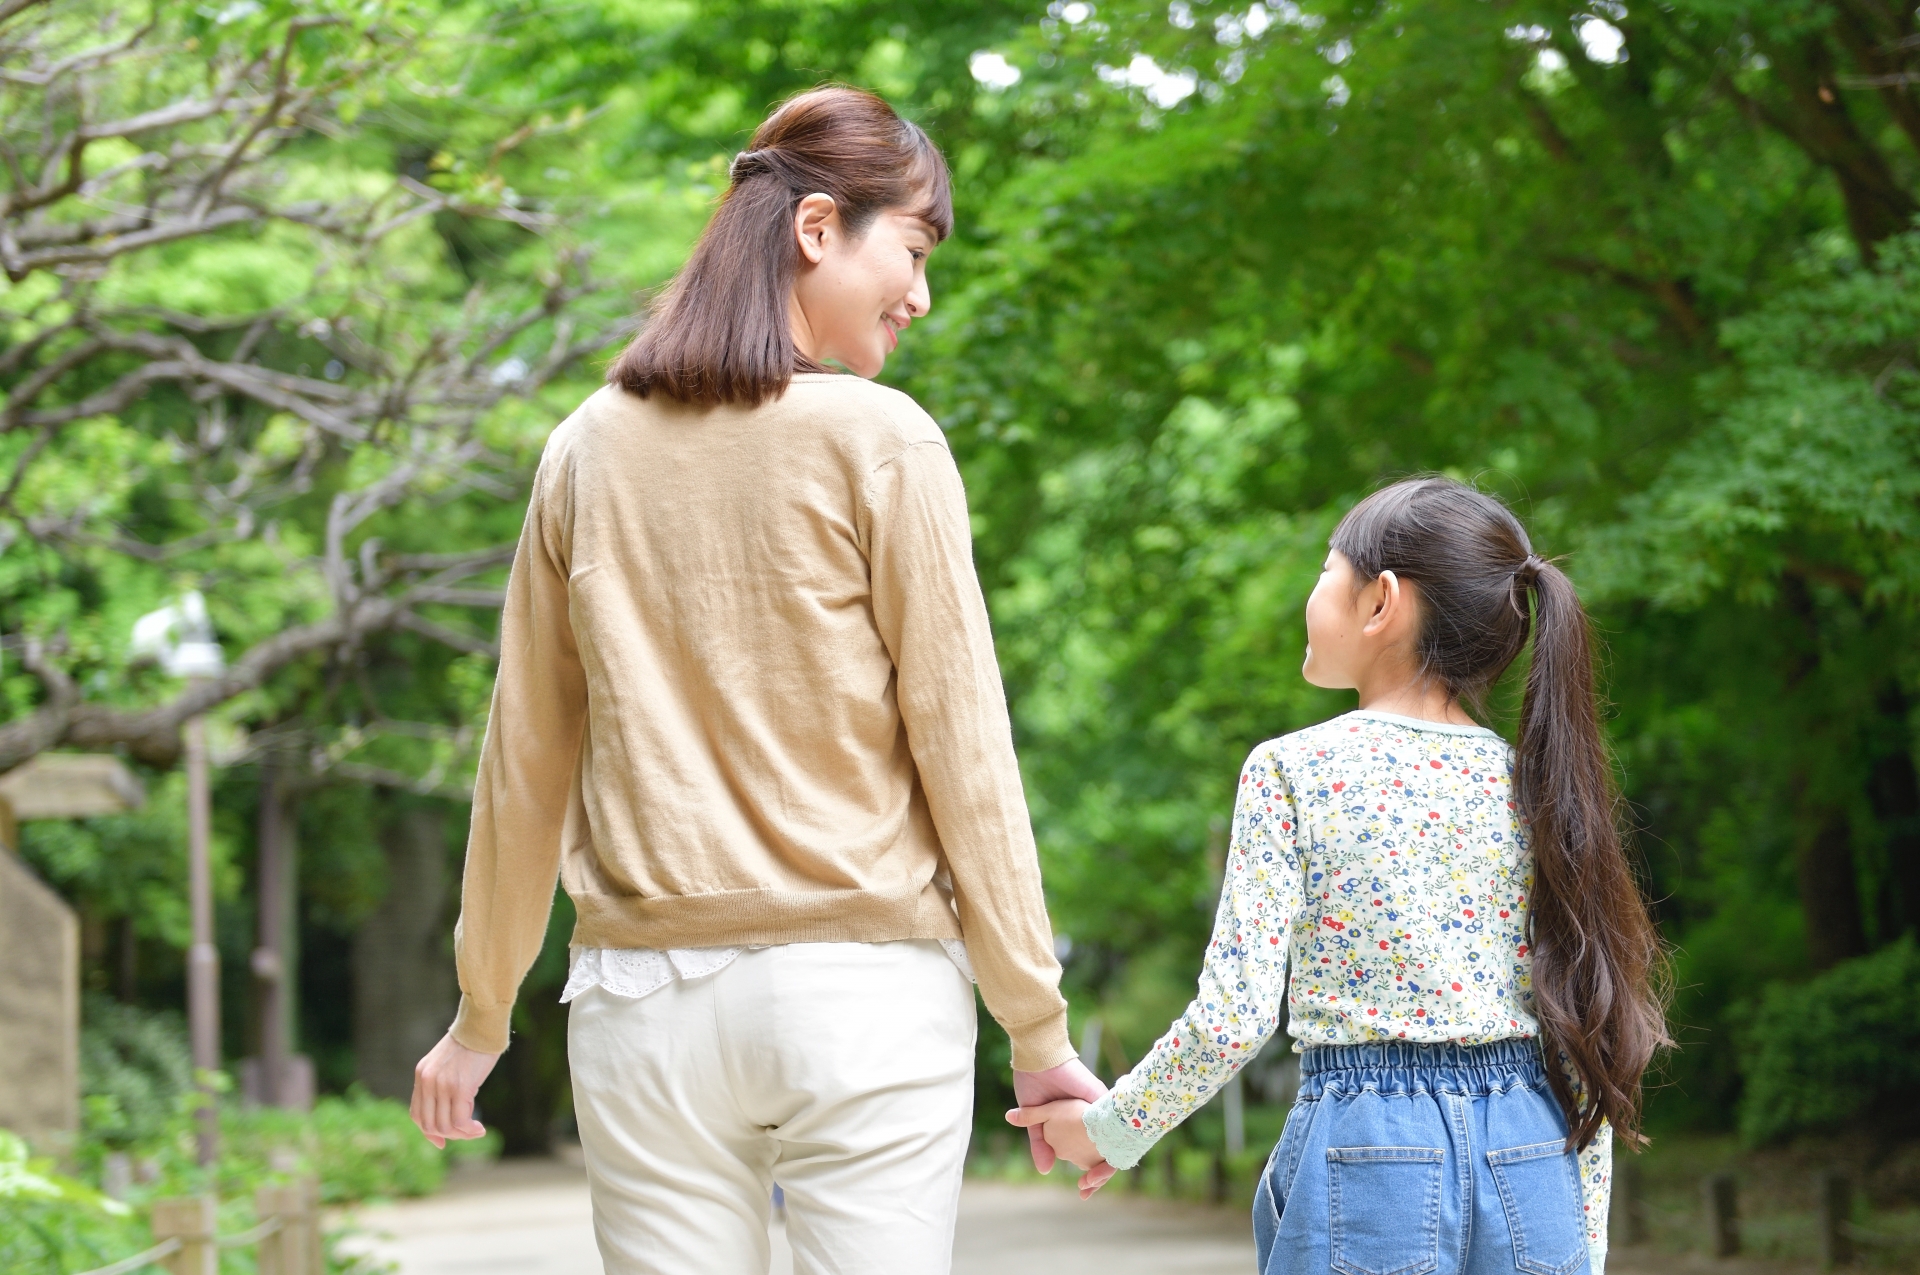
[1, 0, 1918, 1270]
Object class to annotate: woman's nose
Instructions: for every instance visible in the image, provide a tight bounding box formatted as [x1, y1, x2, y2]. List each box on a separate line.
[907, 276, 931, 318]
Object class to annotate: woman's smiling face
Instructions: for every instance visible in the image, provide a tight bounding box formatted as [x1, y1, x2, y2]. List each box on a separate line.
[788, 196, 937, 377]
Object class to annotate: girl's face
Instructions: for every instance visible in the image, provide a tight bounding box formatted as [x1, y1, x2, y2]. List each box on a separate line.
[789, 195, 936, 377]
[1302, 550, 1369, 689]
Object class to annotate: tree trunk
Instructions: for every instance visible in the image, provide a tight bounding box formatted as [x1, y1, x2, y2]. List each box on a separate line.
[1797, 807, 1869, 970]
[248, 766, 308, 1107]
[351, 804, 455, 1100]
[1867, 691, 1920, 941]
[1754, 35, 1919, 258]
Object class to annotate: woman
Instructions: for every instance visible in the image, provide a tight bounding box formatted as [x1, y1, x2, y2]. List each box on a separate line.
[409, 86, 1102, 1274]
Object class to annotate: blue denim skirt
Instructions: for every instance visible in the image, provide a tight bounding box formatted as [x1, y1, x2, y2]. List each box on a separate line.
[1253, 1040, 1589, 1275]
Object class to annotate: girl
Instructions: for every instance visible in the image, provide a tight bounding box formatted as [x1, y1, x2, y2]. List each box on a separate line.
[1013, 477, 1666, 1275]
[411, 87, 1101, 1274]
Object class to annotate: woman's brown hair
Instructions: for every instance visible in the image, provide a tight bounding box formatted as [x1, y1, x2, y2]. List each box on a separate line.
[1330, 476, 1668, 1148]
[607, 85, 952, 407]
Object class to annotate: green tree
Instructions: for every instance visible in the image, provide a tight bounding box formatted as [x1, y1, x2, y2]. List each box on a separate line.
[10, 0, 1919, 1138]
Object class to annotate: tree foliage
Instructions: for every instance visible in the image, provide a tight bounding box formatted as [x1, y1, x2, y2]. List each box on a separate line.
[0, 0, 624, 777]
[1738, 936, 1920, 1144]
[4, 0, 1917, 1134]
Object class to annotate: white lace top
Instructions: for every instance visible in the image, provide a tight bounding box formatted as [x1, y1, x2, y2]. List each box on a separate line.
[561, 939, 975, 1004]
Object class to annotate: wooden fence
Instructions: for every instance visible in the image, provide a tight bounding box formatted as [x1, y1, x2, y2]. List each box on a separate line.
[1615, 1165, 1920, 1267]
[71, 1178, 321, 1275]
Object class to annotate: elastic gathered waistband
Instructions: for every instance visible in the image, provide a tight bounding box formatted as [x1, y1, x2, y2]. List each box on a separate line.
[1298, 1038, 1547, 1098]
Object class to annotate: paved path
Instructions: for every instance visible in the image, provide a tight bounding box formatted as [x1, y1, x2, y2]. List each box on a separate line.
[339, 1157, 1764, 1275]
[339, 1157, 1256, 1274]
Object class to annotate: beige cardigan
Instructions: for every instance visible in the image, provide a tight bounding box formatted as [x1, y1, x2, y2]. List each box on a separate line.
[448, 375, 1074, 1071]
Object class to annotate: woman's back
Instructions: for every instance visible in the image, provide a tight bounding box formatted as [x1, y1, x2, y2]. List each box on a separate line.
[545, 374, 959, 917]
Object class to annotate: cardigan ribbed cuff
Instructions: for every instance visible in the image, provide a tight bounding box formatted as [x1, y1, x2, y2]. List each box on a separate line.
[450, 994, 512, 1056]
[1004, 1004, 1075, 1073]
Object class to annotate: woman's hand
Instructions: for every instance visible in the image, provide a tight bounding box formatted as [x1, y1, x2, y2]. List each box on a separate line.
[1005, 1100, 1114, 1198]
[410, 1031, 501, 1148]
[1010, 1057, 1106, 1172]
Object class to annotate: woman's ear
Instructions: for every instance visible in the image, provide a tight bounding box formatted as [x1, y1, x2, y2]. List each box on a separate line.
[793, 192, 837, 265]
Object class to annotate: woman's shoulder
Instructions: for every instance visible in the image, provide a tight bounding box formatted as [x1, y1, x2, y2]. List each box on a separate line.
[544, 378, 943, 463]
[783, 373, 945, 453]
[543, 383, 648, 452]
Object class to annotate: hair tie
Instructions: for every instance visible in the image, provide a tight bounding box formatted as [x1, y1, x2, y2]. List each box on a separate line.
[1508, 554, 1547, 617]
[1516, 553, 1547, 581]
[729, 149, 776, 183]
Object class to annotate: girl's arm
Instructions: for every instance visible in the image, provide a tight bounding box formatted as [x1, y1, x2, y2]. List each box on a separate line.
[1082, 744, 1305, 1170]
[1554, 1050, 1612, 1273]
[1581, 1122, 1613, 1274]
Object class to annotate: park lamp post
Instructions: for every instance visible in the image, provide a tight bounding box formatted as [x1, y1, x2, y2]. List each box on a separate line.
[131, 593, 225, 1168]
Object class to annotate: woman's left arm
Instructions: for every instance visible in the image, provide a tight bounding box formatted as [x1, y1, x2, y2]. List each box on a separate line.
[865, 435, 1074, 1075]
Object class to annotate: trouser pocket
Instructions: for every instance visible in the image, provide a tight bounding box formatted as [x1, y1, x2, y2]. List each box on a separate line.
[1327, 1146, 1444, 1275]
[1487, 1140, 1589, 1275]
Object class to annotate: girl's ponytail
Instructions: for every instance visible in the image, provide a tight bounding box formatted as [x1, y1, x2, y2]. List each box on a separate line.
[1331, 477, 1667, 1147]
[1516, 558, 1666, 1147]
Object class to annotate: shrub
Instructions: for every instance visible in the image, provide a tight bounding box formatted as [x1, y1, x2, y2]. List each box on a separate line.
[1737, 936, 1920, 1145]
[71, 997, 487, 1203]
[229, 1089, 493, 1204]
[1, 1089, 493, 1274]
[0, 1130, 141, 1274]
[77, 995, 194, 1152]
[5, 998, 496, 1273]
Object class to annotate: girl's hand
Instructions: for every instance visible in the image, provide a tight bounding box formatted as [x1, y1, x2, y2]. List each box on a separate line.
[1005, 1100, 1117, 1198]
[1010, 1058, 1107, 1173]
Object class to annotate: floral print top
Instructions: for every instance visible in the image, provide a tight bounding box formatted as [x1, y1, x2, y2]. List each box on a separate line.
[1082, 710, 1611, 1265]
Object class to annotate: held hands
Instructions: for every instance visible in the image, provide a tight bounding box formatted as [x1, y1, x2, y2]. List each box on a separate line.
[1005, 1099, 1116, 1198]
[1008, 1057, 1118, 1199]
[409, 1031, 501, 1149]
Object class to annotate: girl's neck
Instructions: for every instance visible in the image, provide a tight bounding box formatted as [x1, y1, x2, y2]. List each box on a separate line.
[1353, 674, 1477, 727]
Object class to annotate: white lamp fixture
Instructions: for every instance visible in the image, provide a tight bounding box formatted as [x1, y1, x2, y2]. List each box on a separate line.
[131, 592, 225, 678]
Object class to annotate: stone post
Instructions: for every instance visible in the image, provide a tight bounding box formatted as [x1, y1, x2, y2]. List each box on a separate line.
[0, 840, 79, 1156]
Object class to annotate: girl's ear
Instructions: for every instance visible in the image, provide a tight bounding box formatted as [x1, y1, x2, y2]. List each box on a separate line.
[793, 193, 837, 264]
[1361, 569, 1401, 638]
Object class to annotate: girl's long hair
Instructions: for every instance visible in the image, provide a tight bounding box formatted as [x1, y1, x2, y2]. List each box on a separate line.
[1330, 476, 1667, 1148]
[607, 85, 951, 407]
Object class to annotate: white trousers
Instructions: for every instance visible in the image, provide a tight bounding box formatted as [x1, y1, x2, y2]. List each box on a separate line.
[567, 940, 978, 1275]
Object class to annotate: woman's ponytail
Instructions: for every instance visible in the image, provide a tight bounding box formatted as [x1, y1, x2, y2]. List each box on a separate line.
[1331, 477, 1667, 1147]
[1516, 559, 1666, 1148]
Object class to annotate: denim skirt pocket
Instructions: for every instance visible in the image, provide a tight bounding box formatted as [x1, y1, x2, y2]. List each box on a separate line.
[1327, 1145, 1445, 1275]
[1486, 1140, 1588, 1275]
